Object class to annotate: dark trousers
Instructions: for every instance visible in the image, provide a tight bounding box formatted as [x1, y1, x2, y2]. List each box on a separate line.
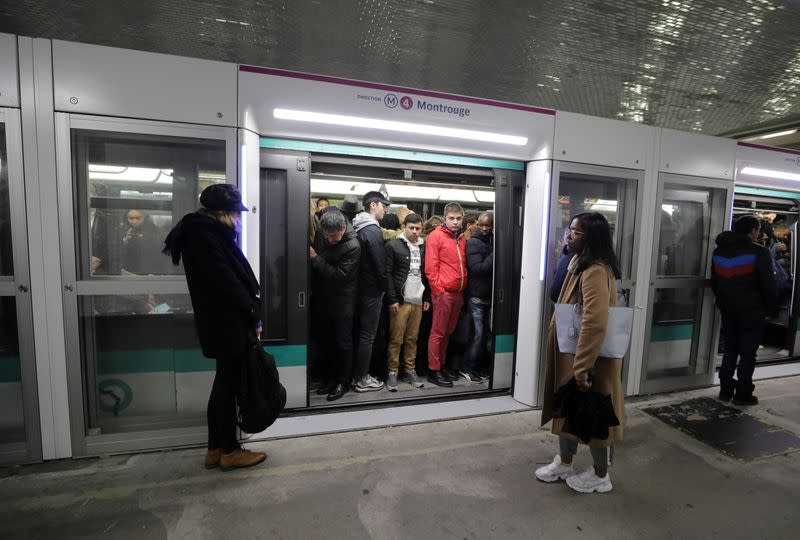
[208, 354, 242, 452]
[720, 310, 765, 397]
[354, 294, 384, 379]
[463, 298, 490, 372]
[319, 314, 355, 385]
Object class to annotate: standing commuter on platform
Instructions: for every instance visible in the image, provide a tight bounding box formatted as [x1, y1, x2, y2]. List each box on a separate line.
[384, 213, 430, 391]
[310, 209, 362, 401]
[425, 202, 468, 387]
[163, 184, 266, 471]
[711, 214, 778, 406]
[462, 211, 494, 382]
[352, 191, 391, 393]
[536, 212, 625, 494]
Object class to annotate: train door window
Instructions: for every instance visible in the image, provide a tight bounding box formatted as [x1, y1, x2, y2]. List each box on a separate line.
[305, 158, 501, 407]
[59, 121, 233, 449]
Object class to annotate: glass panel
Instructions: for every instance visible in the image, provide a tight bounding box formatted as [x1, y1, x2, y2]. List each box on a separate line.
[556, 172, 636, 279]
[261, 168, 288, 341]
[0, 296, 24, 443]
[657, 186, 711, 277]
[71, 130, 226, 278]
[0, 124, 13, 277]
[79, 294, 209, 435]
[647, 287, 710, 379]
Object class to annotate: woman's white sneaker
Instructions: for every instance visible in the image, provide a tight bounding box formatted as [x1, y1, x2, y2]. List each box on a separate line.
[534, 455, 575, 482]
[566, 467, 613, 493]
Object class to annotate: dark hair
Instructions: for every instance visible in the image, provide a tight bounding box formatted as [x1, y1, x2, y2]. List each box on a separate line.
[403, 213, 423, 225]
[319, 209, 346, 233]
[316, 197, 329, 206]
[733, 215, 760, 235]
[464, 212, 480, 225]
[379, 213, 401, 230]
[571, 212, 621, 278]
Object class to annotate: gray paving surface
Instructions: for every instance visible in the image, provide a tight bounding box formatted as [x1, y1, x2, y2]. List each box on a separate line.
[2, 377, 800, 539]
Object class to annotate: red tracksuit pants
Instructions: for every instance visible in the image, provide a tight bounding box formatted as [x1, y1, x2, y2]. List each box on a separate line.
[427, 291, 464, 371]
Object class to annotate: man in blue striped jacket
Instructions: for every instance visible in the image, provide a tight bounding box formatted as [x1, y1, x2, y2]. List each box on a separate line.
[710, 214, 777, 406]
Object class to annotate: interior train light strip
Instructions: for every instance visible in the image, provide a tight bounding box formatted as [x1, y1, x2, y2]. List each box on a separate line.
[740, 166, 800, 182]
[273, 108, 528, 146]
[745, 129, 798, 141]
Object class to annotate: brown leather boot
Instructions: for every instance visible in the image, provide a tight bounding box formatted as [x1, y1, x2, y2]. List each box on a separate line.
[204, 448, 221, 469]
[219, 448, 267, 471]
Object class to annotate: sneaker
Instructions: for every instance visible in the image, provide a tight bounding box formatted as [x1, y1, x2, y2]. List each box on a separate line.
[732, 394, 759, 406]
[386, 372, 398, 392]
[401, 369, 424, 388]
[534, 455, 575, 483]
[219, 448, 267, 471]
[204, 448, 221, 469]
[459, 370, 483, 383]
[566, 467, 612, 493]
[441, 367, 459, 381]
[354, 375, 384, 392]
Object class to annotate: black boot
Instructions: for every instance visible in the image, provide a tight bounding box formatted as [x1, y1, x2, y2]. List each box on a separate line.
[441, 367, 459, 381]
[427, 371, 454, 387]
[327, 384, 349, 401]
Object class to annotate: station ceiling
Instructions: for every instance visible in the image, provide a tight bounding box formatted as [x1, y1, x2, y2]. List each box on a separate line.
[3, 0, 800, 148]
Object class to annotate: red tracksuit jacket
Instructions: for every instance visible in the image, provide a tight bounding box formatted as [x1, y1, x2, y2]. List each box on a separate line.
[424, 225, 468, 298]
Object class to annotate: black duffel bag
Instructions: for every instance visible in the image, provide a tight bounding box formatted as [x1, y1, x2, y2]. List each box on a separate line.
[237, 342, 287, 434]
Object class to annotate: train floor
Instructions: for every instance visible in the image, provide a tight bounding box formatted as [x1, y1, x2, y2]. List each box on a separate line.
[2, 377, 800, 539]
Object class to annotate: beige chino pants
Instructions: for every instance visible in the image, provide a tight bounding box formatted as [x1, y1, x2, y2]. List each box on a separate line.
[387, 303, 423, 373]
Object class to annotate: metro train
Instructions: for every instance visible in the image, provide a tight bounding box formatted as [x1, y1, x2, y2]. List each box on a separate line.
[1, 35, 800, 464]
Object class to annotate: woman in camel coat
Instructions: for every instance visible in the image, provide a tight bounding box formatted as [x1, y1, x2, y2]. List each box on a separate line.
[535, 212, 625, 494]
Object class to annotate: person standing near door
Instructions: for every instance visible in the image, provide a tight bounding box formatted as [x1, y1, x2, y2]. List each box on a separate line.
[711, 214, 778, 405]
[163, 184, 266, 471]
[425, 202, 468, 387]
[352, 191, 391, 393]
[384, 213, 430, 391]
[462, 211, 494, 382]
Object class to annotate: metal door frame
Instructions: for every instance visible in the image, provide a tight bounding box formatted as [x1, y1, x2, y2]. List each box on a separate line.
[537, 161, 644, 404]
[0, 107, 42, 464]
[640, 173, 733, 394]
[55, 113, 237, 456]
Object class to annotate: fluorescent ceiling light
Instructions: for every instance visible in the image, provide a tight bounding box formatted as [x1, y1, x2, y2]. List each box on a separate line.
[386, 184, 442, 200]
[474, 191, 495, 203]
[740, 166, 800, 182]
[310, 178, 381, 196]
[89, 165, 174, 184]
[274, 108, 528, 146]
[747, 129, 798, 141]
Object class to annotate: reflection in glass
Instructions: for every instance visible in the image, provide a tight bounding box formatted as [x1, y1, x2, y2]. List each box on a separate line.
[72, 130, 227, 278]
[0, 297, 24, 443]
[79, 295, 210, 435]
[0, 125, 13, 277]
[648, 287, 711, 379]
[657, 188, 710, 277]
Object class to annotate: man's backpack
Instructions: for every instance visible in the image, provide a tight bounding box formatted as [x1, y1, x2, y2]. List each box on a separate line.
[237, 343, 287, 434]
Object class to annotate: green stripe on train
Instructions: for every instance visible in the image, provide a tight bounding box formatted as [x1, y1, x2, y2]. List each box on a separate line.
[734, 185, 800, 200]
[495, 334, 515, 354]
[0, 356, 21, 383]
[260, 137, 525, 171]
[650, 324, 694, 342]
[97, 345, 307, 374]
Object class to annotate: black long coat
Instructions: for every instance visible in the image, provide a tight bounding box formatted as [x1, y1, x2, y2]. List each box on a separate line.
[311, 224, 361, 318]
[164, 213, 261, 358]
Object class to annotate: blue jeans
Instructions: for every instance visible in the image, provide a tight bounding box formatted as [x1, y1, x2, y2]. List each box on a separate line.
[719, 310, 765, 397]
[463, 298, 490, 372]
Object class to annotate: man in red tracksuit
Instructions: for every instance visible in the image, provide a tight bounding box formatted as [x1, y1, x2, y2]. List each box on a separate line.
[425, 202, 468, 387]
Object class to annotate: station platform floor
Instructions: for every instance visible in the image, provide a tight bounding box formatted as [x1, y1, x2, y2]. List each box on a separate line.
[2, 376, 800, 540]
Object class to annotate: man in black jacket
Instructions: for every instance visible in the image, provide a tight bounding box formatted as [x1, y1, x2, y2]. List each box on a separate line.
[711, 214, 778, 405]
[463, 211, 494, 382]
[310, 209, 362, 401]
[163, 184, 266, 471]
[384, 213, 430, 391]
[352, 191, 390, 393]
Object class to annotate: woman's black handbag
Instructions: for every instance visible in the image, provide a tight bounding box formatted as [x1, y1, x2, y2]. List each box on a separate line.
[237, 343, 287, 433]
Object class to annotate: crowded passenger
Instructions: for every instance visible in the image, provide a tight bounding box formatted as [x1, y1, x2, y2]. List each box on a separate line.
[425, 202, 468, 387]
[120, 209, 167, 275]
[315, 197, 329, 216]
[339, 195, 361, 223]
[384, 213, 430, 391]
[422, 215, 443, 238]
[380, 212, 402, 241]
[711, 214, 778, 406]
[536, 212, 625, 494]
[463, 212, 480, 241]
[463, 211, 493, 382]
[310, 209, 362, 401]
[352, 191, 391, 392]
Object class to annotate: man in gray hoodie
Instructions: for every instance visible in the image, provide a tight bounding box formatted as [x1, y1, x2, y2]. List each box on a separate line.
[384, 213, 431, 391]
[352, 191, 391, 392]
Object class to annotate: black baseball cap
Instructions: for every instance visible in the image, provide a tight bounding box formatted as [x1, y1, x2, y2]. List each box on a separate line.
[362, 191, 390, 208]
[200, 184, 249, 212]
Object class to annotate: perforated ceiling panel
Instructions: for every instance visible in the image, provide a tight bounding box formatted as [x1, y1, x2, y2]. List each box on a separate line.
[3, 0, 800, 139]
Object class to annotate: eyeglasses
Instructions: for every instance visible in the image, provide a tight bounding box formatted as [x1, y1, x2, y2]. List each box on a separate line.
[568, 227, 585, 237]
